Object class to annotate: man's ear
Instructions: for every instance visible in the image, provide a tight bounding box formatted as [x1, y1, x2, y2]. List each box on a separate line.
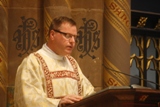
[50, 30, 55, 40]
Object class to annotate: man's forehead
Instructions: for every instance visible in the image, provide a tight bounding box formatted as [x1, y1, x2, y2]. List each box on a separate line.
[60, 23, 77, 29]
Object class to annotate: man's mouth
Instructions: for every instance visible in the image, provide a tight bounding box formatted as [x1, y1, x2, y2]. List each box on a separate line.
[67, 46, 73, 49]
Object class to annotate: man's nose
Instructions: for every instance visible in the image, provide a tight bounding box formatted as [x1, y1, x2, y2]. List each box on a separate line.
[69, 36, 76, 43]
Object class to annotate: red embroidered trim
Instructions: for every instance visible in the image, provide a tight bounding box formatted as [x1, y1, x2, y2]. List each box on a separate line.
[50, 70, 78, 80]
[66, 55, 82, 96]
[34, 53, 82, 97]
[34, 53, 54, 98]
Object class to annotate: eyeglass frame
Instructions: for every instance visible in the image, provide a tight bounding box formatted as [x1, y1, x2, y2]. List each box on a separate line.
[53, 29, 77, 40]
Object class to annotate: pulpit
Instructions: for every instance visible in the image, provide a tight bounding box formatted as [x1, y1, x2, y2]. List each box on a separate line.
[66, 86, 160, 107]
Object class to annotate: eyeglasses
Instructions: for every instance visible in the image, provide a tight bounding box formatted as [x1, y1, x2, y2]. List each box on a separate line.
[53, 29, 77, 40]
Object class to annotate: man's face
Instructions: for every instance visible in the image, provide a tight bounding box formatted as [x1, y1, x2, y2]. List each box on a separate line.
[50, 23, 77, 56]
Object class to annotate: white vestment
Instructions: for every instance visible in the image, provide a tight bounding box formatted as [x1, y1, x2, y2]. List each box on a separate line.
[14, 44, 95, 107]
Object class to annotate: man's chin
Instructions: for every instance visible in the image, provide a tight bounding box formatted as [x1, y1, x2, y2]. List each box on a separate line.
[65, 52, 72, 56]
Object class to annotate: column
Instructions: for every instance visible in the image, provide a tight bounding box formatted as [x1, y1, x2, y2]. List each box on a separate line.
[43, 0, 71, 41]
[8, 0, 43, 106]
[103, 0, 131, 87]
[68, 0, 104, 91]
[0, 0, 8, 107]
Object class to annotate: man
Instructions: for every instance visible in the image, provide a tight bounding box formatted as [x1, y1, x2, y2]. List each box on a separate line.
[14, 16, 95, 107]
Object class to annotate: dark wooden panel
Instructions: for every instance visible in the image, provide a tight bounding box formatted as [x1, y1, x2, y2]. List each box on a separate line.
[66, 88, 160, 107]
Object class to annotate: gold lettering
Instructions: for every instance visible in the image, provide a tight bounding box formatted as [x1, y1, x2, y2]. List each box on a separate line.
[107, 78, 119, 86]
[109, 1, 129, 27]
[139, 95, 148, 101]
[109, 2, 117, 10]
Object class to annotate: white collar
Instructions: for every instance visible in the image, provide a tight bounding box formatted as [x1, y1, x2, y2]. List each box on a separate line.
[41, 43, 65, 60]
